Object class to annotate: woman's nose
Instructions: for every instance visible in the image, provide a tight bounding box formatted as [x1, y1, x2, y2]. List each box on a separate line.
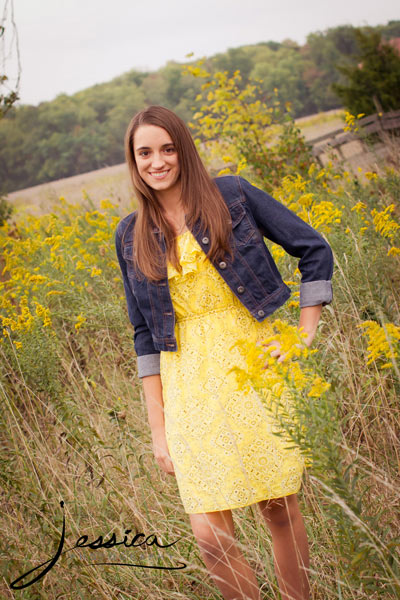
[151, 153, 165, 169]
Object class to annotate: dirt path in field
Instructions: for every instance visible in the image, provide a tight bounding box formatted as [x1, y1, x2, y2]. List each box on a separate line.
[7, 162, 134, 216]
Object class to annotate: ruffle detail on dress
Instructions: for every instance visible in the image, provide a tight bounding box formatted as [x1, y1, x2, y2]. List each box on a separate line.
[167, 230, 206, 281]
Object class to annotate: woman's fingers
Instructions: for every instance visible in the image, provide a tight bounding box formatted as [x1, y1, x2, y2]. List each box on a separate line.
[154, 448, 175, 476]
[264, 341, 282, 357]
[262, 341, 289, 366]
[162, 456, 175, 476]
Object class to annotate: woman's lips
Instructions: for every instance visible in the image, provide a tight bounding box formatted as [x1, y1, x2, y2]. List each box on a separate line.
[150, 170, 169, 179]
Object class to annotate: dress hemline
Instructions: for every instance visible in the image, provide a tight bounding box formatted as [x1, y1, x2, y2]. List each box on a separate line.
[184, 482, 303, 515]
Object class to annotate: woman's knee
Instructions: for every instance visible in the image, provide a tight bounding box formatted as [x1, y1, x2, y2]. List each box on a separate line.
[258, 493, 300, 529]
[189, 510, 235, 560]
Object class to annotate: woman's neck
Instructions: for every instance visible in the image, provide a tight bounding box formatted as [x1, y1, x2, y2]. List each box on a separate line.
[157, 191, 182, 214]
[155, 185, 187, 235]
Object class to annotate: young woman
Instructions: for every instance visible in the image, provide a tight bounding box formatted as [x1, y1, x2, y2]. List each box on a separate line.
[115, 105, 333, 600]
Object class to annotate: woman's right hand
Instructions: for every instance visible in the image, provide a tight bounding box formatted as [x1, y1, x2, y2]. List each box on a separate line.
[152, 430, 175, 476]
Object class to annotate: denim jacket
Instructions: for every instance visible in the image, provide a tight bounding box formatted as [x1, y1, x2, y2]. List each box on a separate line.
[115, 175, 333, 378]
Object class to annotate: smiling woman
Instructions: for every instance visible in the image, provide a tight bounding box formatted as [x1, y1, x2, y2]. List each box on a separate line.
[134, 126, 181, 201]
[116, 105, 333, 600]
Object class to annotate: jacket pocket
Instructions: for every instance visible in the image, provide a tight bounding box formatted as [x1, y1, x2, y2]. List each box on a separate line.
[230, 202, 257, 246]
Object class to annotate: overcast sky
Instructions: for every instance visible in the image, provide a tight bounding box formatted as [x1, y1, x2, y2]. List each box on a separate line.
[2, 0, 399, 106]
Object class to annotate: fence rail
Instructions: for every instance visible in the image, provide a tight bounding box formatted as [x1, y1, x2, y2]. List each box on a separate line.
[307, 110, 400, 164]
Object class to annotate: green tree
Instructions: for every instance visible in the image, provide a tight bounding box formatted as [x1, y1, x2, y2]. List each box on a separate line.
[332, 28, 400, 114]
[380, 19, 400, 40]
[305, 25, 358, 111]
[252, 45, 317, 116]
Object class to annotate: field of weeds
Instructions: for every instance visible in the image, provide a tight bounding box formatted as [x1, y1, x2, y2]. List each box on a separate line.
[1, 75, 400, 599]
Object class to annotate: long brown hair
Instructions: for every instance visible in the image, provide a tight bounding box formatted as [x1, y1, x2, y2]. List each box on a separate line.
[124, 105, 233, 281]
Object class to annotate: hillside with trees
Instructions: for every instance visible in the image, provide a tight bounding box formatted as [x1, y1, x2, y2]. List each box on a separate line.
[1, 20, 399, 194]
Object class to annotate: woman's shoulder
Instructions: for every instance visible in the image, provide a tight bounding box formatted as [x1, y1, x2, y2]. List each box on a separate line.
[116, 211, 138, 241]
[213, 175, 247, 203]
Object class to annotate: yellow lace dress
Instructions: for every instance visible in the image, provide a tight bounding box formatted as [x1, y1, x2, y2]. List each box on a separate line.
[160, 230, 305, 514]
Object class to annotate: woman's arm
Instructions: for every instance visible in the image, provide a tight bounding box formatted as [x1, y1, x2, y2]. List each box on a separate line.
[115, 226, 173, 474]
[266, 304, 323, 363]
[237, 176, 334, 308]
[298, 304, 323, 347]
[115, 224, 161, 376]
[141, 374, 175, 476]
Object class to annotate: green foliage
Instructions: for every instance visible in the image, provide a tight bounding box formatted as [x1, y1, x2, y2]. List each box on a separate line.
[0, 195, 13, 225]
[332, 28, 400, 114]
[186, 66, 312, 190]
[0, 74, 18, 119]
[305, 25, 359, 111]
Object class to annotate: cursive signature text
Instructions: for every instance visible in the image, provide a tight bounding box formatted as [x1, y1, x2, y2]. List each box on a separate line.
[10, 501, 186, 590]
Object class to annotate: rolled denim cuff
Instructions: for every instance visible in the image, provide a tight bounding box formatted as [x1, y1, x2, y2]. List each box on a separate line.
[137, 353, 161, 378]
[300, 280, 333, 308]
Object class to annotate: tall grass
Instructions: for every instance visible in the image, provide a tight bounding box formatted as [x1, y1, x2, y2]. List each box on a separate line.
[1, 95, 400, 597]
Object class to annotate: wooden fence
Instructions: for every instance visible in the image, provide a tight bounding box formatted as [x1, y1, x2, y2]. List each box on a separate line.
[307, 110, 400, 165]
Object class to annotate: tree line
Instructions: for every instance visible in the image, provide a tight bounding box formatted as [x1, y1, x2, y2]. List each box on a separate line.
[1, 20, 400, 194]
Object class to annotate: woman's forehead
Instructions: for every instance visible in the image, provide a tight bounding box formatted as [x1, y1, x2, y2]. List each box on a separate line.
[134, 124, 173, 149]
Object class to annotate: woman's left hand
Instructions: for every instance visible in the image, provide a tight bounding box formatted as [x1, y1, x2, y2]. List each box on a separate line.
[262, 335, 313, 368]
[262, 340, 287, 366]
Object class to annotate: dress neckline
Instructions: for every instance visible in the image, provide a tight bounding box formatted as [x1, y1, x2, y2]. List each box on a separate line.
[176, 229, 191, 239]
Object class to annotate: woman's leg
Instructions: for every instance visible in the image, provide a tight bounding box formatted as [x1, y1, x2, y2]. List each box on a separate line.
[258, 493, 310, 600]
[189, 509, 261, 600]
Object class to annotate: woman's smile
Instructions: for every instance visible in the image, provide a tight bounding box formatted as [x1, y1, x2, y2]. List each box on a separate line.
[149, 170, 170, 179]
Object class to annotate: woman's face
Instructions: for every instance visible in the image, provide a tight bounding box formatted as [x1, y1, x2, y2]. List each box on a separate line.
[133, 124, 181, 196]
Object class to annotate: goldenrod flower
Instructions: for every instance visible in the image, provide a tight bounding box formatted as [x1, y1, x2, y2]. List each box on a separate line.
[75, 313, 87, 331]
[100, 199, 115, 210]
[358, 320, 400, 369]
[371, 205, 400, 241]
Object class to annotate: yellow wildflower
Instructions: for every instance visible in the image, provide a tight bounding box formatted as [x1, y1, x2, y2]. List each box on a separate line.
[270, 244, 285, 263]
[358, 320, 400, 369]
[351, 201, 367, 214]
[100, 199, 115, 210]
[75, 313, 87, 331]
[308, 376, 331, 397]
[371, 205, 400, 241]
[46, 290, 66, 297]
[34, 302, 52, 327]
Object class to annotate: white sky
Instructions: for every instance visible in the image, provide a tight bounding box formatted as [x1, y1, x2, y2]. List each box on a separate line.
[2, 0, 400, 106]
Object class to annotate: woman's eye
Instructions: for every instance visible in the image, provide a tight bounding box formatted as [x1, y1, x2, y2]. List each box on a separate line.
[165, 147, 175, 153]
[139, 151, 149, 157]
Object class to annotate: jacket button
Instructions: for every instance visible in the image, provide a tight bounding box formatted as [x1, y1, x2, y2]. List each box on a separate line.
[202, 237, 209, 244]
[219, 261, 227, 269]
[258, 310, 265, 317]
[237, 286, 245, 294]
